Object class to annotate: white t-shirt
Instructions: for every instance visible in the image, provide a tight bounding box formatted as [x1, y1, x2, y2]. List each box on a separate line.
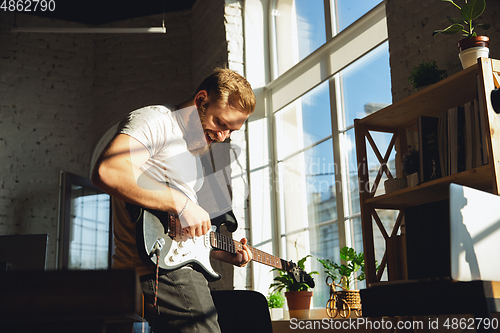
[112, 105, 204, 276]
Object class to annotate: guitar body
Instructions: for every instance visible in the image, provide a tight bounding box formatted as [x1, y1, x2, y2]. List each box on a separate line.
[135, 208, 221, 281]
[130, 203, 315, 288]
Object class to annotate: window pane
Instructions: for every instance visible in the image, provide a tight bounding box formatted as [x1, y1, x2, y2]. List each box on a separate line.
[275, 81, 331, 160]
[341, 42, 391, 129]
[333, 0, 382, 33]
[310, 223, 339, 307]
[373, 208, 399, 281]
[305, 140, 337, 225]
[278, 153, 309, 236]
[69, 185, 110, 270]
[275, 0, 326, 75]
[278, 141, 338, 230]
[296, 0, 326, 60]
[344, 128, 360, 216]
[346, 216, 365, 289]
[277, 139, 338, 307]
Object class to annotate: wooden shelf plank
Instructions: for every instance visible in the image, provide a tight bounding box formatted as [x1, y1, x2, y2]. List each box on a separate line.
[365, 165, 493, 209]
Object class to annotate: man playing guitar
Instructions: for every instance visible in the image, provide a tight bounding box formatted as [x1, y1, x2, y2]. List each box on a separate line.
[92, 68, 256, 333]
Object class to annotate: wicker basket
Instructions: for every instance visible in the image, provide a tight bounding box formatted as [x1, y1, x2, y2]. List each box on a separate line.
[336, 290, 361, 310]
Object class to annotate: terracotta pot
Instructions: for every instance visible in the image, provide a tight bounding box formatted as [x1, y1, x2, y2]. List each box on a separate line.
[285, 291, 313, 310]
[458, 36, 489, 51]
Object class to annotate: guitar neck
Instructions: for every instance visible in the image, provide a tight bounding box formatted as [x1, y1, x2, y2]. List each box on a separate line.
[210, 232, 289, 270]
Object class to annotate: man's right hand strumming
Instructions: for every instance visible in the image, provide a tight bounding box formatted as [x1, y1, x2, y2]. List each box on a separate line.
[178, 198, 211, 238]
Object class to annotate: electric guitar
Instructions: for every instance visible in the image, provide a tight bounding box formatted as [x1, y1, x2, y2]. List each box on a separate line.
[128, 204, 315, 288]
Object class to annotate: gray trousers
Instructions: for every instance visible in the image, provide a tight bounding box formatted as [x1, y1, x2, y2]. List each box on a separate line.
[140, 268, 221, 333]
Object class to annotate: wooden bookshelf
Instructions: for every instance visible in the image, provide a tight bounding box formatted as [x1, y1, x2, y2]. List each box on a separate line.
[354, 58, 500, 287]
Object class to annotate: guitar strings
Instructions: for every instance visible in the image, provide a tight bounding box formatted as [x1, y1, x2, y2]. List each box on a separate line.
[210, 232, 285, 269]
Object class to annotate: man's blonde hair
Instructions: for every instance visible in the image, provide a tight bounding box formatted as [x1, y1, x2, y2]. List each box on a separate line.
[195, 68, 256, 114]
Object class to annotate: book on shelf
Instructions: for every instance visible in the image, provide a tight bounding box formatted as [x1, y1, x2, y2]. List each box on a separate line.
[464, 101, 474, 170]
[465, 100, 483, 169]
[420, 99, 486, 184]
[476, 74, 489, 165]
[472, 99, 483, 167]
[418, 116, 442, 183]
[476, 97, 489, 165]
[438, 110, 448, 177]
[447, 106, 466, 175]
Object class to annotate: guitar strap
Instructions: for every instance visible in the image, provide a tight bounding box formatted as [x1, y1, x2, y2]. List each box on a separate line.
[199, 150, 238, 232]
[126, 202, 174, 236]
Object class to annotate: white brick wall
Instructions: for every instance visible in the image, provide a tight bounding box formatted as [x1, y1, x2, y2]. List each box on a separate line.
[191, 0, 227, 86]
[0, 1, 230, 271]
[1, 13, 95, 269]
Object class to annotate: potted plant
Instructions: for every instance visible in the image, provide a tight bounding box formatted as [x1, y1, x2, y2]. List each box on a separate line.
[408, 59, 448, 91]
[401, 145, 420, 187]
[432, 0, 491, 69]
[318, 247, 380, 318]
[269, 255, 318, 314]
[266, 291, 285, 320]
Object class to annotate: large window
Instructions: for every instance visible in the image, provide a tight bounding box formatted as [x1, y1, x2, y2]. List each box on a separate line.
[245, 0, 392, 307]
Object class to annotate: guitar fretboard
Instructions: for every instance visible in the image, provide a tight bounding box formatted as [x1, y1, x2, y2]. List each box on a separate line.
[210, 232, 288, 270]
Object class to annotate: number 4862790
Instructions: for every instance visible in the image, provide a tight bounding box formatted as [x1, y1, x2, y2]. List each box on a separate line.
[443, 317, 499, 330]
[1, 0, 56, 12]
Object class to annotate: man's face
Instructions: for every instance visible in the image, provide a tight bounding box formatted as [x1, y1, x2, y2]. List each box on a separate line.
[199, 100, 248, 144]
[185, 90, 249, 155]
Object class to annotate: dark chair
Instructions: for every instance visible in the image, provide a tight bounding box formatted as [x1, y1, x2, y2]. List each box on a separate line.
[211, 290, 273, 333]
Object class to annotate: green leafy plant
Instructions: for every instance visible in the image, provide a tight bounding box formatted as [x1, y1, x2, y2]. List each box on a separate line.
[317, 247, 380, 291]
[432, 0, 490, 38]
[401, 146, 420, 175]
[266, 291, 285, 308]
[408, 59, 448, 89]
[269, 255, 319, 292]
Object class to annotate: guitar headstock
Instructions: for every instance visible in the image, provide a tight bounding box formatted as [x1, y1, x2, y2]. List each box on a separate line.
[286, 260, 315, 289]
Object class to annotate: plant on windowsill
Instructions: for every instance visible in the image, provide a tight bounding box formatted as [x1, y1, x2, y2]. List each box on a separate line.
[432, 0, 491, 69]
[266, 291, 285, 320]
[318, 247, 380, 318]
[269, 255, 318, 313]
[408, 59, 448, 91]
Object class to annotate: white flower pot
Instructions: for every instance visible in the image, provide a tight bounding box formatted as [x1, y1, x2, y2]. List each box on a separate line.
[459, 46, 489, 69]
[269, 307, 283, 320]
